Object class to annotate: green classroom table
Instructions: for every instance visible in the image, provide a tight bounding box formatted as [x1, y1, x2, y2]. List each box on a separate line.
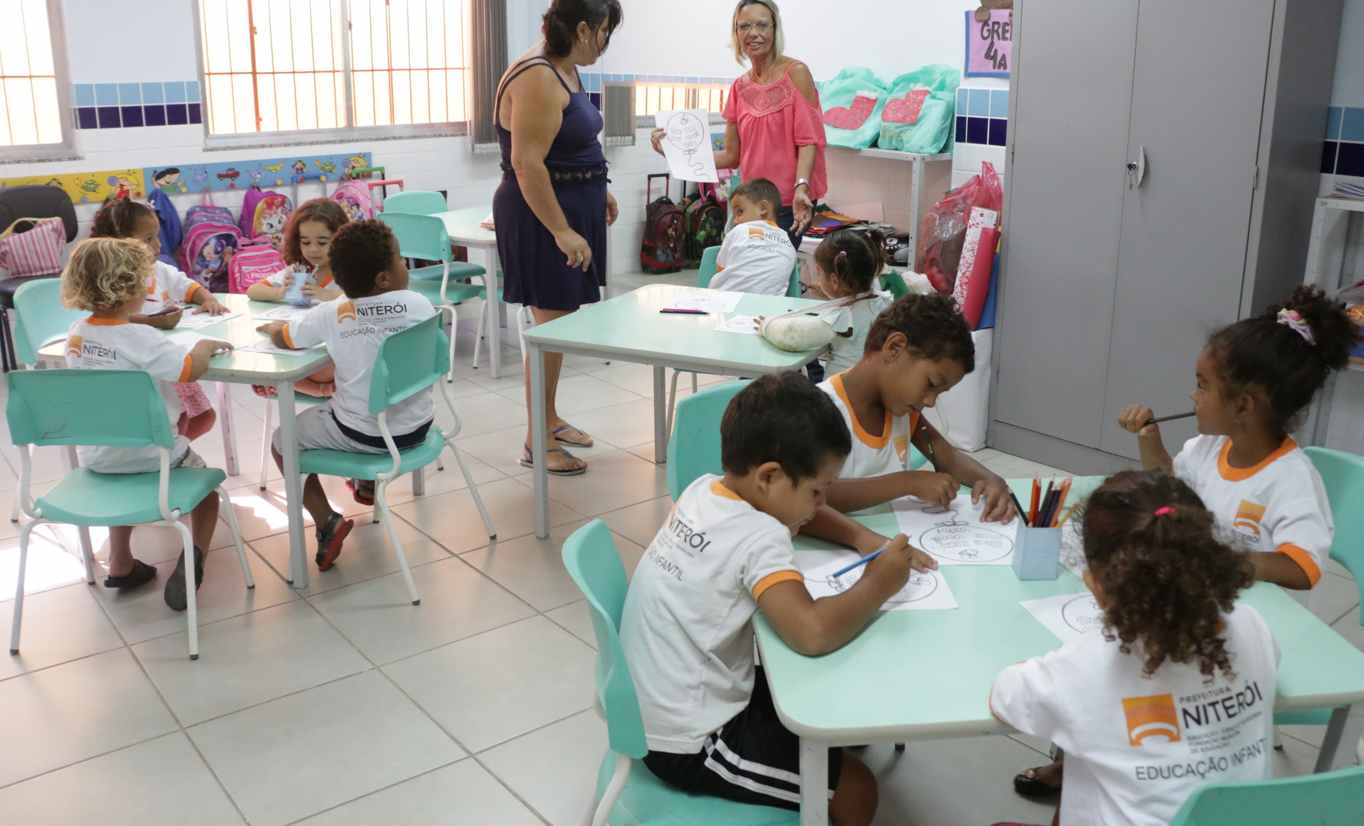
[522, 283, 824, 538]
[751, 477, 1364, 825]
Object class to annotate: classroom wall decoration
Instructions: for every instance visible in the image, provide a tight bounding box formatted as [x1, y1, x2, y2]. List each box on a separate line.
[144, 152, 373, 195]
[0, 169, 146, 204]
[965, 9, 1012, 78]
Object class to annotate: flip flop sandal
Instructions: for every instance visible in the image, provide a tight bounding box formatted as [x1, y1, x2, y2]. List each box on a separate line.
[345, 478, 375, 506]
[1013, 766, 1062, 799]
[103, 559, 157, 590]
[552, 424, 594, 448]
[315, 513, 354, 571]
[252, 384, 278, 399]
[520, 446, 587, 477]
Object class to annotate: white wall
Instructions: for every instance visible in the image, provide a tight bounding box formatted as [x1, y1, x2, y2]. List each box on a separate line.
[63, 0, 200, 82]
[1331, 0, 1364, 106]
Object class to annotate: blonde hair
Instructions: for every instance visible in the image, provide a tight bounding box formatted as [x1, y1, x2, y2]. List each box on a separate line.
[731, 0, 784, 66]
[61, 237, 151, 314]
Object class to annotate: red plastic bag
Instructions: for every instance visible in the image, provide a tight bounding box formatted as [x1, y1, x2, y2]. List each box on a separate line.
[916, 162, 1004, 294]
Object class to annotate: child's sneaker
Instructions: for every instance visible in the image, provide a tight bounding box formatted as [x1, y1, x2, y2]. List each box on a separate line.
[164, 546, 206, 611]
[315, 512, 354, 571]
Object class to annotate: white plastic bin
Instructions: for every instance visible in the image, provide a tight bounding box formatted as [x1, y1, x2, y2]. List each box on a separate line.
[922, 328, 992, 452]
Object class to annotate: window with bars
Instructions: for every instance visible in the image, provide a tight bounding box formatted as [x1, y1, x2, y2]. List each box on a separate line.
[197, 0, 469, 140]
[0, 0, 71, 159]
[634, 82, 728, 119]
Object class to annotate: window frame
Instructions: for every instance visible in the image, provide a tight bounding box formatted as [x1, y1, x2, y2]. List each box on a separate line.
[0, 0, 77, 164]
[192, 0, 470, 151]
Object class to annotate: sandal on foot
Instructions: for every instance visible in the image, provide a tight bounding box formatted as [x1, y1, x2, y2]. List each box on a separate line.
[164, 547, 206, 612]
[1013, 765, 1062, 799]
[345, 478, 375, 506]
[551, 424, 594, 448]
[252, 384, 277, 399]
[104, 559, 157, 591]
[315, 513, 354, 571]
[519, 446, 587, 477]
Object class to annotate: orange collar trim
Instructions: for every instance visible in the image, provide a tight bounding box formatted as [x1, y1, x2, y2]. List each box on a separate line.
[710, 480, 744, 501]
[85, 317, 128, 326]
[1218, 437, 1296, 482]
[831, 372, 891, 449]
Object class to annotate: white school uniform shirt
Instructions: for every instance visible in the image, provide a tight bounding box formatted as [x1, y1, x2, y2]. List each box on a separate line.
[63, 318, 192, 473]
[1173, 435, 1332, 592]
[821, 291, 893, 375]
[992, 605, 1279, 826]
[818, 371, 922, 479]
[709, 220, 797, 296]
[619, 474, 804, 753]
[283, 290, 436, 438]
[139, 260, 205, 314]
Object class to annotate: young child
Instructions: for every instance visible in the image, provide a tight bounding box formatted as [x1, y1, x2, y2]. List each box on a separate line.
[621, 372, 933, 826]
[90, 198, 228, 441]
[818, 293, 1015, 521]
[61, 238, 232, 610]
[257, 220, 436, 570]
[1119, 286, 1359, 595]
[991, 470, 1278, 826]
[709, 178, 797, 296]
[247, 198, 348, 399]
[810, 228, 894, 376]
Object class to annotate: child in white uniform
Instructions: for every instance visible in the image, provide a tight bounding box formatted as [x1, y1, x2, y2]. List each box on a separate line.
[709, 178, 797, 296]
[992, 471, 1278, 826]
[808, 228, 893, 376]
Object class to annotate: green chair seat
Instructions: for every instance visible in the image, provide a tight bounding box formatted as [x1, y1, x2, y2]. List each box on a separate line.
[298, 428, 446, 480]
[410, 261, 487, 281]
[36, 466, 227, 526]
[594, 752, 797, 826]
[1169, 764, 1364, 825]
[408, 278, 486, 305]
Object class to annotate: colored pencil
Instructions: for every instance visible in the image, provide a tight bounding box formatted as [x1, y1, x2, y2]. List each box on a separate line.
[831, 548, 885, 579]
[1051, 479, 1073, 527]
[1028, 476, 1041, 525]
[660, 308, 708, 315]
[1037, 488, 1060, 530]
[1145, 411, 1196, 426]
[1009, 491, 1030, 526]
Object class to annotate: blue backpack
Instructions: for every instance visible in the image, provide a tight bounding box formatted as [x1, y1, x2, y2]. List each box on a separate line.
[147, 189, 183, 267]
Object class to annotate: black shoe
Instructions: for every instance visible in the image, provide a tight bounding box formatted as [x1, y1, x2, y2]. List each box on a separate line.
[104, 559, 157, 591]
[315, 512, 354, 572]
[164, 546, 206, 612]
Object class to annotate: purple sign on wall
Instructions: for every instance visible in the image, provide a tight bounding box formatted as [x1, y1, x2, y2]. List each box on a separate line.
[965, 10, 1012, 78]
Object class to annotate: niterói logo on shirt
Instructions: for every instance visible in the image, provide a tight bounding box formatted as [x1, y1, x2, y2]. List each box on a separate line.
[355, 301, 408, 319]
[335, 301, 357, 323]
[1122, 694, 1181, 746]
[1233, 500, 1265, 539]
[65, 335, 84, 359]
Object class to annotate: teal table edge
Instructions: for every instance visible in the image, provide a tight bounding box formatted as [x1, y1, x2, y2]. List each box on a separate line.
[431, 205, 505, 380]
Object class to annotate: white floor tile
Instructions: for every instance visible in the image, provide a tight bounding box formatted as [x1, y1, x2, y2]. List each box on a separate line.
[390, 478, 580, 555]
[0, 532, 94, 598]
[513, 449, 667, 519]
[566, 399, 661, 452]
[480, 710, 608, 826]
[385, 616, 596, 753]
[131, 601, 370, 725]
[493, 373, 645, 416]
[308, 556, 536, 665]
[1, 583, 123, 680]
[249, 515, 453, 596]
[454, 422, 620, 479]
[0, 733, 244, 826]
[598, 496, 670, 557]
[460, 520, 594, 612]
[443, 392, 529, 437]
[0, 649, 177, 787]
[189, 670, 463, 826]
[545, 600, 597, 650]
[380, 451, 509, 507]
[293, 760, 541, 826]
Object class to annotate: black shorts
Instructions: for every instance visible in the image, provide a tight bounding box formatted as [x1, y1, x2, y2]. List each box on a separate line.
[642, 669, 842, 811]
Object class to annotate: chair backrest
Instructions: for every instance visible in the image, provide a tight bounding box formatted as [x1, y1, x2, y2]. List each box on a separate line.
[666, 379, 749, 500]
[0, 185, 78, 242]
[1168, 763, 1364, 826]
[382, 190, 447, 215]
[6, 370, 173, 449]
[1304, 446, 1364, 595]
[378, 212, 452, 265]
[697, 245, 720, 288]
[368, 314, 450, 416]
[12, 279, 84, 367]
[561, 520, 649, 759]
[880, 269, 910, 299]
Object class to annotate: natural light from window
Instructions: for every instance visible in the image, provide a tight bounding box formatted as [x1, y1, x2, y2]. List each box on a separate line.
[0, 0, 64, 148]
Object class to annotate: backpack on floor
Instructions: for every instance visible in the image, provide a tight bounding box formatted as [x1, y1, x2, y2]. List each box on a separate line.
[641, 174, 686, 274]
[238, 187, 294, 251]
[228, 236, 287, 294]
[684, 183, 727, 265]
[180, 221, 241, 293]
[330, 180, 374, 221]
[147, 189, 183, 267]
[183, 194, 236, 235]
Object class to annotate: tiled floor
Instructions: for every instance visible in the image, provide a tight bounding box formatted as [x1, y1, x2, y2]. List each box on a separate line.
[0, 281, 1360, 825]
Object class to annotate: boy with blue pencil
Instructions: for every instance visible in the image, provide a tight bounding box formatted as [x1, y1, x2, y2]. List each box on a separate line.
[621, 372, 934, 826]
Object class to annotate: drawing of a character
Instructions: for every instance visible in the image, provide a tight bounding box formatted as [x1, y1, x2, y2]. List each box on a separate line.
[315, 159, 337, 175]
[344, 155, 367, 178]
[263, 162, 284, 174]
[292, 160, 308, 183]
[259, 204, 290, 249]
[153, 167, 183, 193]
[217, 168, 241, 188]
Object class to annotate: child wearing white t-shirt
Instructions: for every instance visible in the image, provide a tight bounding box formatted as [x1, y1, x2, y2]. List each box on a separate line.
[992, 471, 1278, 826]
[258, 220, 436, 572]
[807, 228, 893, 376]
[61, 238, 232, 612]
[817, 293, 1015, 522]
[620, 373, 935, 826]
[709, 178, 797, 296]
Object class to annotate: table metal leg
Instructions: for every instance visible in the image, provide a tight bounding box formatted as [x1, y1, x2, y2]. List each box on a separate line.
[486, 248, 503, 380]
[653, 366, 667, 465]
[799, 738, 829, 826]
[530, 342, 549, 539]
[217, 382, 239, 477]
[1315, 705, 1351, 773]
[277, 381, 307, 589]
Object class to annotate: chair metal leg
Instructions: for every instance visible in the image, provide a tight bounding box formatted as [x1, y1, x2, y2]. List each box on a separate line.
[473, 299, 487, 369]
[259, 399, 274, 490]
[174, 522, 200, 660]
[218, 382, 239, 477]
[664, 370, 682, 442]
[217, 488, 255, 590]
[61, 447, 97, 577]
[377, 485, 421, 605]
[589, 753, 631, 826]
[412, 466, 426, 497]
[449, 445, 496, 539]
[9, 519, 40, 654]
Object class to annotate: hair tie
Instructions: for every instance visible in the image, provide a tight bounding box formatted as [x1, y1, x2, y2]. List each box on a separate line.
[1276, 309, 1315, 346]
[1153, 506, 1175, 518]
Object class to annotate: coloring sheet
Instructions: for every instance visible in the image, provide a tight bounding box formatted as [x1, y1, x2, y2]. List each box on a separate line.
[176, 311, 241, 330]
[800, 552, 958, 612]
[655, 109, 719, 183]
[892, 494, 1020, 566]
[253, 306, 310, 323]
[667, 289, 744, 315]
[716, 314, 760, 335]
[1020, 592, 1105, 645]
[237, 339, 316, 355]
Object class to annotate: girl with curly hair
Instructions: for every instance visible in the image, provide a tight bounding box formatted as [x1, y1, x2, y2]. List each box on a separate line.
[992, 471, 1278, 826]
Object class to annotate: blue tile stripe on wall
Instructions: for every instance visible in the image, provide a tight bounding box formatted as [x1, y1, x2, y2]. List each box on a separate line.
[955, 85, 1008, 147]
[1322, 105, 1364, 177]
[71, 81, 202, 130]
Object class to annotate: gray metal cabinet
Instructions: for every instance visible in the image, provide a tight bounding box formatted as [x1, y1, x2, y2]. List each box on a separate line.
[992, 0, 1342, 473]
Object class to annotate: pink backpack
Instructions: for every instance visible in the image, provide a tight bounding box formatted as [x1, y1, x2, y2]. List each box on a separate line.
[184, 193, 236, 235]
[228, 236, 287, 293]
[239, 188, 294, 250]
[330, 180, 374, 221]
[180, 221, 241, 293]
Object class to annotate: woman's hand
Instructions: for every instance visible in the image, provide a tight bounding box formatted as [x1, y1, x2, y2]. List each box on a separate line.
[649, 128, 666, 156]
[792, 186, 815, 236]
[555, 229, 592, 271]
[605, 192, 619, 226]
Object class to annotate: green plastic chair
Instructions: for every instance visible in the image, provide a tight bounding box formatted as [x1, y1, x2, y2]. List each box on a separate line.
[381, 190, 448, 215]
[562, 520, 798, 826]
[879, 270, 910, 300]
[6, 370, 253, 661]
[1168, 763, 1364, 826]
[380, 212, 489, 379]
[666, 380, 749, 501]
[297, 315, 495, 604]
[11, 279, 83, 368]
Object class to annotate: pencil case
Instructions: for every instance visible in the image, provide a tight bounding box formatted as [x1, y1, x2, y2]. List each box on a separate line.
[1013, 526, 1061, 581]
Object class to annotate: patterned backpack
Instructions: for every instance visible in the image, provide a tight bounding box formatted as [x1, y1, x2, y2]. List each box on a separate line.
[228, 236, 286, 293]
[641, 174, 686, 274]
[330, 180, 374, 221]
[179, 221, 241, 293]
[239, 188, 294, 250]
[183, 194, 236, 234]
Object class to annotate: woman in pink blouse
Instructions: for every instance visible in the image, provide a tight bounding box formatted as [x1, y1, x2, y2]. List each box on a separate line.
[652, 0, 827, 246]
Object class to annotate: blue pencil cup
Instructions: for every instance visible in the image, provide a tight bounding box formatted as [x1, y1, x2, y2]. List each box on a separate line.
[1013, 527, 1061, 581]
[284, 269, 312, 307]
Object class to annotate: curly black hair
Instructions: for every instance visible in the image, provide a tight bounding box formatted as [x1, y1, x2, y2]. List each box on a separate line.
[721, 372, 851, 482]
[1081, 471, 1254, 680]
[865, 292, 975, 370]
[1206, 286, 1360, 435]
[815, 227, 885, 295]
[327, 219, 398, 298]
[90, 197, 155, 239]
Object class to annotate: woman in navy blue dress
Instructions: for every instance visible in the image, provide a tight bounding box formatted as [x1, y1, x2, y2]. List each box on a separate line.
[494, 0, 622, 477]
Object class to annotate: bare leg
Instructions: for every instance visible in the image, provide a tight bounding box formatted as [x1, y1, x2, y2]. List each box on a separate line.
[272, 447, 336, 526]
[522, 306, 586, 473]
[829, 751, 877, 826]
[189, 495, 219, 551]
[107, 526, 135, 577]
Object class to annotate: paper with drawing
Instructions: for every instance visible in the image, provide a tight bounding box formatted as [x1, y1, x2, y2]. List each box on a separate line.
[655, 109, 719, 183]
[799, 552, 958, 612]
[1020, 592, 1105, 645]
[892, 494, 1020, 566]
[666, 289, 744, 315]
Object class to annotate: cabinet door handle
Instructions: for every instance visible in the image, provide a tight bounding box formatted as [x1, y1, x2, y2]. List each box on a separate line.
[1126, 147, 1149, 189]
